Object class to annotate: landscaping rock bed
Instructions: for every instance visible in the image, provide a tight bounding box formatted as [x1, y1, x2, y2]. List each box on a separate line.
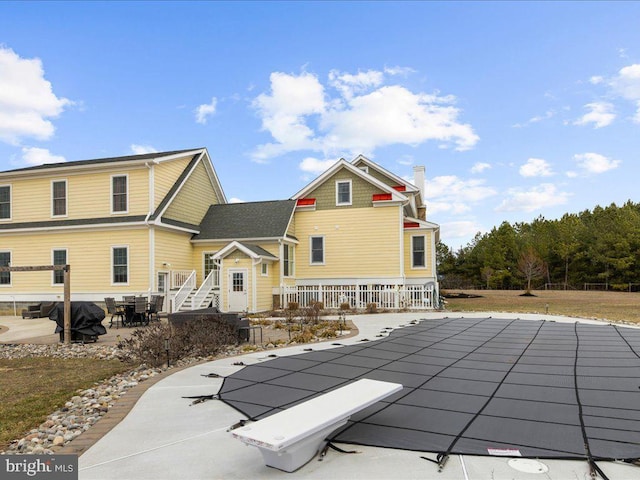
[0, 318, 356, 455]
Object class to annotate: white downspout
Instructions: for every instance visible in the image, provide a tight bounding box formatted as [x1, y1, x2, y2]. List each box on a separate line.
[145, 162, 155, 294]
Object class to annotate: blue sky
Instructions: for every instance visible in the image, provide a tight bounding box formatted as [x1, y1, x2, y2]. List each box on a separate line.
[1, 1, 639, 249]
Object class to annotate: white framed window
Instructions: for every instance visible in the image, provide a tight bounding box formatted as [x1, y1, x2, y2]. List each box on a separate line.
[52, 180, 67, 217]
[111, 175, 128, 213]
[0, 185, 11, 220]
[283, 244, 294, 277]
[411, 235, 426, 268]
[336, 180, 352, 206]
[112, 246, 129, 284]
[52, 249, 67, 285]
[310, 236, 325, 265]
[261, 262, 268, 276]
[0, 250, 10, 286]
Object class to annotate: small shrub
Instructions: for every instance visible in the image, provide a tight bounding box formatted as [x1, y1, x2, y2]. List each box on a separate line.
[339, 302, 351, 311]
[291, 330, 314, 343]
[120, 318, 237, 367]
[302, 300, 324, 324]
[366, 302, 378, 314]
[318, 328, 337, 338]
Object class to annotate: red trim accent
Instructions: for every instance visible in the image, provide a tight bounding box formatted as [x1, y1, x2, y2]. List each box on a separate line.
[392, 185, 406, 192]
[404, 221, 420, 228]
[372, 193, 393, 201]
[296, 198, 316, 206]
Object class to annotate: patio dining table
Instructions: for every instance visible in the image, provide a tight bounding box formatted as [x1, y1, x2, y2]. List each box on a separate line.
[116, 299, 149, 326]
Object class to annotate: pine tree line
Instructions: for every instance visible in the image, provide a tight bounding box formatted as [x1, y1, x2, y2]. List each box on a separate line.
[437, 201, 640, 291]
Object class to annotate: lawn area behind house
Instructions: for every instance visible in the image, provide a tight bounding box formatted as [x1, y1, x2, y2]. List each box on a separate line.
[443, 289, 640, 324]
[0, 357, 130, 450]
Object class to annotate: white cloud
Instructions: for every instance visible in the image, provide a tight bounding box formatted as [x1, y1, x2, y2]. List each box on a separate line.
[252, 72, 325, 161]
[512, 110, 555, 128]
[0, 47, 71, 144]
[251, 69, 478, 161]
[589, 75, 604, 85]
[229, 197, 245, 203]
[130, 144, 158, 155]
[573, 152, 621, 174]
[471, 162, 491, 174]
[299, 157, 338, 175]
[441, 220, 484, 242]
[425, 175, 496, 216]
[496, 183, 570, 212]
[519, 158, 553, 177]
[195, 97, 217, 124]
[21, 146, 65, 166]
[328, 69, 384, 99]
[609, 64, 640, 122]
[573, 102, 615, 128]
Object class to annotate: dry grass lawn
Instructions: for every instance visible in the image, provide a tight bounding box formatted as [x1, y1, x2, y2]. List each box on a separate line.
[443, 289, 640, 324]
[0, 357, 130, 450]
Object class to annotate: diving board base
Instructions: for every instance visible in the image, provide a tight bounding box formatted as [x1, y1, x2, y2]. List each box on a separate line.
[258, 419, 348, 472]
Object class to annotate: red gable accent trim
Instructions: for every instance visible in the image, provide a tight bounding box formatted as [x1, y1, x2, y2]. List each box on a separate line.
[404, 221, 420, 228]
[372, 193, 393, 201]
[296, 198, 316, 206]
[392, 185, 406, 192]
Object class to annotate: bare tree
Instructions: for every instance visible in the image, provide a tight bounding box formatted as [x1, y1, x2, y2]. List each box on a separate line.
[517, 247, 546, 294]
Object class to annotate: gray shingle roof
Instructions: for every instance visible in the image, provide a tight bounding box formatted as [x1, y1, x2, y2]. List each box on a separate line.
[193, 200, 296, 241]
[239, 242, 278, 259]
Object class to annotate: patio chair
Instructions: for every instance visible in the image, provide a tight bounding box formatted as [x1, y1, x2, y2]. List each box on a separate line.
[105, 297, 125, 329]
[147, 295, 164, 322]
[21, 302, 56, 319]
[133, 296, 149, 326]
[123, 295, 135, 303]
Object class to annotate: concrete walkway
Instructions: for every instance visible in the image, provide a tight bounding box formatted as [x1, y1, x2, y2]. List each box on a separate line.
[77, 312, 640, 480]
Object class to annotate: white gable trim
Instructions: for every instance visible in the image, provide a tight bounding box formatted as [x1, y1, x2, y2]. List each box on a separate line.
[292, 158, 407, 203]
[351, 155, 420, 193]
[213, 241, 278, 261]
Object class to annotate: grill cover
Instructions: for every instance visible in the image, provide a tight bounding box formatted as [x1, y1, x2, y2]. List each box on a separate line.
[49, 301, 107, 339]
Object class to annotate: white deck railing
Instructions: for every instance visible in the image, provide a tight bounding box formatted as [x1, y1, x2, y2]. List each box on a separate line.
[172, 270, 196, 312]
[171, 270, 193, 289]
[282, 284, 436, 310]
[191, 269, 219, 310]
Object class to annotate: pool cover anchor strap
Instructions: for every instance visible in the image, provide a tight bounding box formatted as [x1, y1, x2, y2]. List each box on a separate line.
[419, 453, 448, 472]
[318, 442, 359, 461]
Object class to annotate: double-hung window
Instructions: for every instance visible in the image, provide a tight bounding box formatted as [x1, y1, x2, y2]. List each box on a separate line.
[310, 236, 325, 265]
[0, 185, 10, 220]
[112, 246, 129, 284]
[412, 235, 426, 268]
[112, 175, 128, 213]
[52, 249, 67, 285]
[336, 180, 352, 206]
[52, 180, 67, 217]
[0, 251, 10, 285]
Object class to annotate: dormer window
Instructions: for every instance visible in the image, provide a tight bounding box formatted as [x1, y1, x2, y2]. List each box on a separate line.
[336, 180, 352, 206]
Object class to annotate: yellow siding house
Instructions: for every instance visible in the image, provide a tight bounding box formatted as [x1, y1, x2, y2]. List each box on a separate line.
[0, 149, 439, 313]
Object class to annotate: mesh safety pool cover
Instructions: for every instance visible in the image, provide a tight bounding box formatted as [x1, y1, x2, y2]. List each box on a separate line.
[218, 317, 640, 461]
